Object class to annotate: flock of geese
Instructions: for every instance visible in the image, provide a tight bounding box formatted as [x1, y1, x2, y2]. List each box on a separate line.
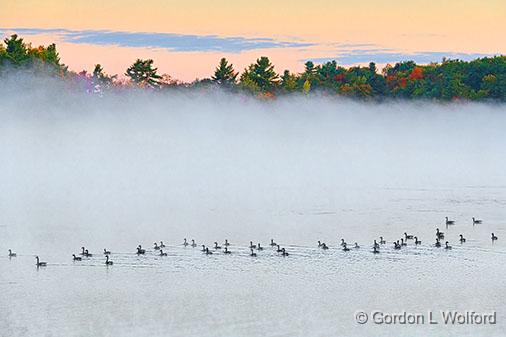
[5, 217, 500, 267]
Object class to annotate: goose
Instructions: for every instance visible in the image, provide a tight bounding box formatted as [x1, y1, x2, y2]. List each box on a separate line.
[372, 246, 380, 254]
[354, 242, 360, 249]
[81, 247, 86, 255]
[281, 248, 289, 256]
[379, 237, 386, 244]
[394, 241, 401, 250]
[445, 241, 452, 250]
[250, 248, 257, 257]
[103, 249, 111, 255]
[224, 239, 230, 246]
[435, 238, 441, 248]
[321, 243, 329, 250]
[191, 239, 197, 248]
[214, 242, 222, 250]
[201, 245, 206, 252]
[404, 232, 413, 240]
[137, 245, 146, 255]
[459, 234, 466, 243]
[373, 240, 379, 249]
[84, 249, 93, 257]
[436, 228, 444, 239]
[400, 238, 407, 246]
[472, 217, 482, 225]
[224, 247, 231, 254]
[153, 242, 160, 250]
[205, 248, 213, 255]
[105, 255, 113, 265]
[342, 243, 350, 252]
[414, 237, 421, 245]
[270, 239, 277, 246]
[160, 241, 166, 248]
[276, 245, 283, 253]
[72, 254, 82, 261]
[340, 239, 346, 247]
[257, 243, 264, 251]
[8, 249, 16, 257]
[183, 238, 188, 247]
[35, 256, 47, 267]
[159, 249, 167, 256]
[249, 241, 256, 249]
[317, 240, 323, 247]
[445, 217, 455, 226]
[492, 233, 498, 241]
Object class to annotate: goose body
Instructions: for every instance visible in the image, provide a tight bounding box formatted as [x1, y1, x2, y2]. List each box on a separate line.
[445, 217, 455, 226]
[35, 256, 47, 267]
[160, 241, 166, 248]
[281, 248, 289, 256]
[459, 234, 466, 243]
[159, 249, 167, 256]
[445, 241, 452, 250]
[84, 249, 93, 257]
[414, 237, 421, 245]
[224, 239, 230, 246]
[435, 239, 441, 248]
[379, 237, 386, 244]
[400, 238, 407, 246]
[183, 238, 188, 247]
[404, 232, 413, 240]
[201, 245, 206, 252]
[214, 242, 221, 250]
[472, 217, 482, 225]
[492, 233, 498, 241]
[137, 245, 146, 255]
[321, 243, 329, 250]
[436, 228, 444, 239]
[224, 247, 231, 254]
[154, 242, 160, 250]
[105, 255, 113, 265]
[205, 248, 213, 255]
[250, 248, 257, 257]
[80, 247, 86, 255]
[249, 241, 256, 249]
[340, 239, 346, 247]
[191, 239, 197, 248]
[8, 249, 16, 257]
[372, 246, 380, 254]
[354, 242, 360, 249]
[257, 243, 264, 251]
[270, 239, 277, 246]
[276, 245, 283, 253]
[394, 241, 401, 249]
[72, 254, 82, 261]
[342, 243, 350, 252]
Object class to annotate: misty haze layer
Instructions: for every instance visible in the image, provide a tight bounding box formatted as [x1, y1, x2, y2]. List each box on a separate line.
[1, 76, 506, 250]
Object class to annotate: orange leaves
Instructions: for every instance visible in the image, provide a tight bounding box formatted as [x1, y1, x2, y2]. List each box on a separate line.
[409, 66, 424, 81]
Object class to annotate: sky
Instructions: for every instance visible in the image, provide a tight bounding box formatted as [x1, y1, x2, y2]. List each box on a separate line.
[1, 0, 505, 81]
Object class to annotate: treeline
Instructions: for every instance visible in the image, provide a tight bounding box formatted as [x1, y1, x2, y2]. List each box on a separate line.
[1, 34, 505, 100]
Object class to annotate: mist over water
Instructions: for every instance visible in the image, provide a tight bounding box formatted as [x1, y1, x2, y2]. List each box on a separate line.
[1, 75, 506, 336]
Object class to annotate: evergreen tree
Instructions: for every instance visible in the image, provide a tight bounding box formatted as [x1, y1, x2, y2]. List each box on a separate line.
[212, 58, 237, 86]
[241, 56, 278, 92]
[125, 59, 162, 88]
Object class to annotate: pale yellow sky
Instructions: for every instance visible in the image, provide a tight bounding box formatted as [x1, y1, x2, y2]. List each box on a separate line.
[1, 0, 505, 80]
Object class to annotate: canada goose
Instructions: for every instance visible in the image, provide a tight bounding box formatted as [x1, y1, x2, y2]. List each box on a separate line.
[72, 254, 82, 261]
[281, 248, 289, 256]
[153, 242, 160, 250]
[379, 237, 386, 244]
[435, 238, 441, 248]
[257, 243, 264, 251]
[137, 245, 146, 255]
[250, 248, 257, 257]
[414, 237, 421, 245]
[472, 217, 482, 225]
[201, 245, 206, 252]
[103, 249, 111, 255]
[445, 217, 455, 226]
[276, 245, 283, 253]
[35, 256, 47, 267]
[321, 243, 329, 250]
[214, 242, 221, 250]
[354, 242, 360, 249]
[205, 248, 213, 255]
[404, 232, 413, 240]
[492, 233, 498, 241]
[160, 241, 166, 248]
[159, 249, 167, 256]
[342, 243, 350, 252]
[81, 247, 86, 255]
[84, 249, 93, 257]
[224, 239, 230, 246]
[445, 241, 452, 250]
[8, 249, 16, 257]
[373, 240, 379, 249]
[105, 255, 113, 265]
[436, 228, 444, 239]
[317, 241, 323, 247]
[340, 239, 346, 247]
[270, 239, 277, 246]
[191, 239, 197, 248]
[372, 246, 380, 254]
[249, 241, 256, 249]
[394, 241, 401, 249]
[400, 238, 407, 246]
[183, 238, 188, 247]
[224, 247, 231, 254]
[459, 234, 466, 243]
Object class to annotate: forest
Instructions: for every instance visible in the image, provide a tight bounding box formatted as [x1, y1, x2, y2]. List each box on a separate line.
[1, 34, 505, 101]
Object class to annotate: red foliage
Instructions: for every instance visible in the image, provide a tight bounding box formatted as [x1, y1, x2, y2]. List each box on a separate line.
[398, 77, 407, 88]
[409, 66, 424, 81]
[334, 73, 346, 82]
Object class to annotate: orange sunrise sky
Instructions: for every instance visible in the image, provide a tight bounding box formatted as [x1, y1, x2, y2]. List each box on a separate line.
[1, 0, 505, 81]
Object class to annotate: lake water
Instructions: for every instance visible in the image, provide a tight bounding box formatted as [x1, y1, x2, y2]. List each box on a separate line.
[1, 88, 505, 336]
